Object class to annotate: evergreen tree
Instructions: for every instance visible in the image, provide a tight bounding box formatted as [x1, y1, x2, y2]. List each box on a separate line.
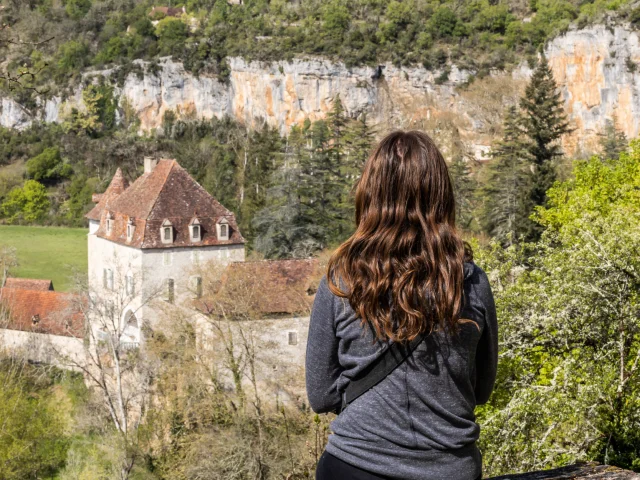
[598, 116, 628, 161]
[237, 125, 282, 246]
[342, 113, 375, 237]
[482, 106, 533, 245]
[448, 153, 476, 231]
[297, 117, 344, 249]
[253, 126, 323, 258]
[344, 113, 375, 180]
[520, 55, 570, 210]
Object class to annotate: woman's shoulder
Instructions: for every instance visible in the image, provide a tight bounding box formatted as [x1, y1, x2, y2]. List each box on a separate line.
[464, 261, 490, 286]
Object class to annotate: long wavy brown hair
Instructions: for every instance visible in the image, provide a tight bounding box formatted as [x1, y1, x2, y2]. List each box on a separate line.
[327, 130, 471, 343]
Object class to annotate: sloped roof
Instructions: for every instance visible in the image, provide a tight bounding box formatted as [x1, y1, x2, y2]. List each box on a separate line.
[0, 288, 84, 338]
[86, 168, 129, 221]
[3, 278, 53, 291]
[149, 6, 185, 17]
[93, 159, 244, 249]
[198, 258, 323, 317]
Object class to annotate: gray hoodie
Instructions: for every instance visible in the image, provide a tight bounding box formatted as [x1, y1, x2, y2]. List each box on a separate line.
[305, 262, 498, 480]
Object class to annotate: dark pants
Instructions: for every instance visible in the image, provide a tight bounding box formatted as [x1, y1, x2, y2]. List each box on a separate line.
[316, 450, 482, 480]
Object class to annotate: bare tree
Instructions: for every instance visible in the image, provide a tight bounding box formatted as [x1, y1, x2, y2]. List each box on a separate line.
[0, 244, 18, 288]
[54, 253, 163, 480]
[0, 6, 53, 92]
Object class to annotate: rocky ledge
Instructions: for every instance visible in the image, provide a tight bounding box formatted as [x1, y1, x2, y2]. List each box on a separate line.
[489, 462, 639, 479]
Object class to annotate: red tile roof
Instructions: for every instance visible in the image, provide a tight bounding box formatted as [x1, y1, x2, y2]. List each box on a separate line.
[90, 159, 244, 249]
[198, 258, 323, 317]
[149, 6, 186, 17]
[86, 168, 129, 221]
[3, 278, 53, 291]
[0, 288, 84, 338]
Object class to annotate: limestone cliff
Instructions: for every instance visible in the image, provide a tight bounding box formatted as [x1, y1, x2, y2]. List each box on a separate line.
[2, 24, 639, 158]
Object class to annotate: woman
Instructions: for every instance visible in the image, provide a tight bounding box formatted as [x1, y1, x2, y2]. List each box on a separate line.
[305, 131, 498, 480]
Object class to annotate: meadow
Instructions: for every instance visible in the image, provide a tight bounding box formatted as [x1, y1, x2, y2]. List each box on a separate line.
[0, 225, 87, 291]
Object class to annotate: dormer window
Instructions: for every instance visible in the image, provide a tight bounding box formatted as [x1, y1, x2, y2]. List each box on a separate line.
[189, 218, 201, 242]
[106, 212, 113, 235]
[161, 219, 173, 244]
[126, 218, 135, 242]
[216, 218, 229, 241]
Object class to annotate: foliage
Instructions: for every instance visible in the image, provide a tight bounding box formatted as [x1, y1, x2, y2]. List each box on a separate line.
[598, 116, 628, 161]
[477, 142, 640, 474]
[1, 179, 50, 223]
[26, 146, 73, 182]
[1, 0, 635, 97]
[254, 98, 375, 257]
[481, 106, 533, 244]
[0, 361, 74, 480]
[448, 154, 476, 231]
[520, 55, 571, 215]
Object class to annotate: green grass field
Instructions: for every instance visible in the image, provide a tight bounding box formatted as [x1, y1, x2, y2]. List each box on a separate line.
[0, 225, 87, 292]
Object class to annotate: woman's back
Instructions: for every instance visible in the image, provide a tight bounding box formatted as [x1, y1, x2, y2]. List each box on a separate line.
[304, 130, 498, 480]
[306, 262, 497, 480]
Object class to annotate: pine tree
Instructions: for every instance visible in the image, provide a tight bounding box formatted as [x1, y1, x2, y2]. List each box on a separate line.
[598, 115, 628, 160]
[237, 125, 282, 246]
[341, 113, 375, 239]
[482, 106, 533, 245]
[520, 55, 571, 209]
[253, 125, 323, 258]
[448, 154, 476, 231]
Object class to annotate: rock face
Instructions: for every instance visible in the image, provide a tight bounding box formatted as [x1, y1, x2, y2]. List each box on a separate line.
[1, 24, 639, 157]
[488, 462, 639, 479]
[546, 25, 640, 156]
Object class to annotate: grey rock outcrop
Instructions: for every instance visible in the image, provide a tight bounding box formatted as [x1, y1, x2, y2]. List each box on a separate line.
[2, 23, 640, 158]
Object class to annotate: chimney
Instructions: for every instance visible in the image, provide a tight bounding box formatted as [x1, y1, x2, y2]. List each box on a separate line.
[144, 157, 158, 173]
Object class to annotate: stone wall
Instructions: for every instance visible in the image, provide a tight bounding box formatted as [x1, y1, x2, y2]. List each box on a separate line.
[0, 327, 85, 366]
[196, 315, 310, 404]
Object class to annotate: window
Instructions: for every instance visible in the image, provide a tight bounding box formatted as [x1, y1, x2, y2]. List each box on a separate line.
[166, 278, 175, 304]
[125, 274, 135, 296]
[288, 331, 298, 346]
[189, 219, 202, 242]
[104, 268, 114, 290]
[161, 219, 174, 244]
[163, 251, 172, 266]
[216, 219, 229, 240]
[191, 250, 201, 265]
[106, 214, 113, 235]
[126, 219, 135, 242]
[190, 276, 203, 298]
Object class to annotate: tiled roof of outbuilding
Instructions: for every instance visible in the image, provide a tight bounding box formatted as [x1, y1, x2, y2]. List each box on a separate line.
[198, 258, 323, 317]
[0, 288, 84, 338]
[3, 278, 54, 291]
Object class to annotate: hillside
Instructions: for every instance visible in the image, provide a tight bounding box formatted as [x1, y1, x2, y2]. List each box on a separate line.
[2, 0, 638, 90]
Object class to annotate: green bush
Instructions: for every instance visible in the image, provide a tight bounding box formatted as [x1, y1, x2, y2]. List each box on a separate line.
[155, 17, 189, 56]
[26, 147, 72, 182]
[1, 180, 51, 223]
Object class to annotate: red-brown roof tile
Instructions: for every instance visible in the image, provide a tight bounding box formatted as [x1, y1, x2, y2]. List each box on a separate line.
[86, 168, 129, 221]
[0, 288, 84, 338]
[3, 278, 53, 291]
[198, 258, 323, 317]
[93, 159, 244, 249]
[149, 6, 185, 17]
